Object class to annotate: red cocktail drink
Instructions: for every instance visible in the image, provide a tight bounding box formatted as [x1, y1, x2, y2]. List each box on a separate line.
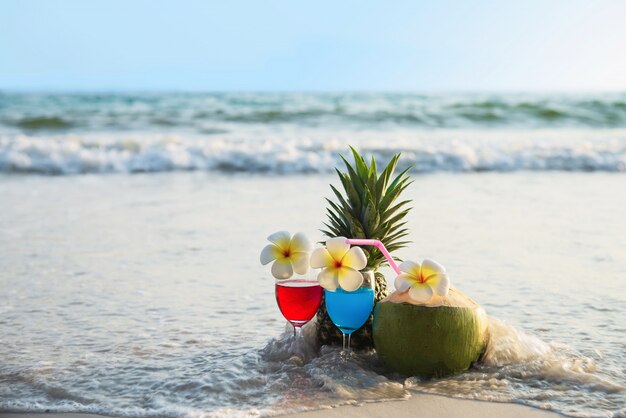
[275, 279, 323, 328]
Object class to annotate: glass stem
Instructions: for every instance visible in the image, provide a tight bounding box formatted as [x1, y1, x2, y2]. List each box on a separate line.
[342, 333, 351, 353]
[293, 326, 303, 354]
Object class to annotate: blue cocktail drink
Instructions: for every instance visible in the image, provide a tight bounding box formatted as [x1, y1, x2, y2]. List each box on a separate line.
[323, 269, 375, 352]
[325, 287, 374, 334]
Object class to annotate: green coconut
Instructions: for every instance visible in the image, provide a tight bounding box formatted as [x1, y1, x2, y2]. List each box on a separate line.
[373, 287, 489, 378]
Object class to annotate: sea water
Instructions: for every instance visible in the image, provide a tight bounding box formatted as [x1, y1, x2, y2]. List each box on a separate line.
[1, 92, 626, 175]
[325, 288, 375, 334]
[1, 93, 625, 418]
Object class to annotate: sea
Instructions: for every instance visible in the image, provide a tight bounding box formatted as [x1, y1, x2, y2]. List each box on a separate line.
[0, 92, 625, 417]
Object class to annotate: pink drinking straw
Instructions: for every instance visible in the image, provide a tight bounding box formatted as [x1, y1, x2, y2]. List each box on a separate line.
[344, 238, 402, 276]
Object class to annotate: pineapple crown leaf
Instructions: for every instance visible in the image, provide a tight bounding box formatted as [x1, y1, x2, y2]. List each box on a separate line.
[322, 147, 413, 269]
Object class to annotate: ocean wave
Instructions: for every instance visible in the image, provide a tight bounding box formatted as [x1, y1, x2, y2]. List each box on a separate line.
[1, 92, 626, 132]
[1, 131, 626, 175]
[12, 116, 75, 131]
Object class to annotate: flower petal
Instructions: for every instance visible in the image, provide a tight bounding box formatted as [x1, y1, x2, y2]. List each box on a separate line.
[260, 244, 280, 265]
[426, 273, 450, 297]
[341, 246, 367, 270]
[394, 273, 416, 292]
[338, 267, 364, 292]
[267, 231, 291, 251]
[291, 251, 310, 275]
[421, 259, 446, 281]
[325, 236, 350, 261]
[318, 267, 339, 290]
[271, 258, 293, 280]
[310, 247, 333, 268]
[290, 232, 311, 254]
[408, 282, 434, 303]
[399, 260, 421, 278]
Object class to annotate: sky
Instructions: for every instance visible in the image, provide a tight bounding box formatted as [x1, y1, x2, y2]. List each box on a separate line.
[1, 0, 625, 92]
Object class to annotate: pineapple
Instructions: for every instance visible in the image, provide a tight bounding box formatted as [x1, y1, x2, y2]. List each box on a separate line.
[317, 147, 413, 350]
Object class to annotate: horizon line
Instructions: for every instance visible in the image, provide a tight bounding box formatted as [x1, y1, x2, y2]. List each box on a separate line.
[2, 88, 626, 96]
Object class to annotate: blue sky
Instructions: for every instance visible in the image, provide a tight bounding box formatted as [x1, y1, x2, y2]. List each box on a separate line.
[1, 0, 625, 92]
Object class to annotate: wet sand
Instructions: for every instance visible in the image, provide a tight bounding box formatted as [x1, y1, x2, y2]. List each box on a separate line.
[281, 393, 560, 417]
[0, 393, 561, 418]
[4, 172, 620, 416]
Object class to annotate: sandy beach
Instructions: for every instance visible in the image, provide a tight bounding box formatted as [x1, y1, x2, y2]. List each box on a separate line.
[0, 394, 560, 418]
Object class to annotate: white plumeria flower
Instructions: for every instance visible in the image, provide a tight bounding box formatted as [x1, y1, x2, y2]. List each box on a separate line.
[394, 259, 450, 303]
[260, 231, 312, 280]
[310, 237, 368, 292]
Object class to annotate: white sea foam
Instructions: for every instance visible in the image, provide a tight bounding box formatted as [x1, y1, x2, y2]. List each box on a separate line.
[483, 319, 625, 394]
[409, 317, 626, 417]
[1, 129, 625, 175]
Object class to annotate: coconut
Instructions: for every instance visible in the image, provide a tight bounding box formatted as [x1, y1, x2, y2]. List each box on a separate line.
[372, 287, 488, 378]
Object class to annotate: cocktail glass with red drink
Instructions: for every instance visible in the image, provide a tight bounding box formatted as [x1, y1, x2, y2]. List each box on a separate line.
[275, 277, 323, 337]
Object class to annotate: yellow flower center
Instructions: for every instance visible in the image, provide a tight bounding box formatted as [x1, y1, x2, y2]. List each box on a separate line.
[283, 248, 291, 258]
[334, 260, 343, 269]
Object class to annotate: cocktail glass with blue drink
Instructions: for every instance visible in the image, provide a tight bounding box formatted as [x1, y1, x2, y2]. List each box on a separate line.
[324, 269, 375, 352]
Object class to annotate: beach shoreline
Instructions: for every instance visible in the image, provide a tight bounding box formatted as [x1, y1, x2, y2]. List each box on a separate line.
[0, 394, 561, 418]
